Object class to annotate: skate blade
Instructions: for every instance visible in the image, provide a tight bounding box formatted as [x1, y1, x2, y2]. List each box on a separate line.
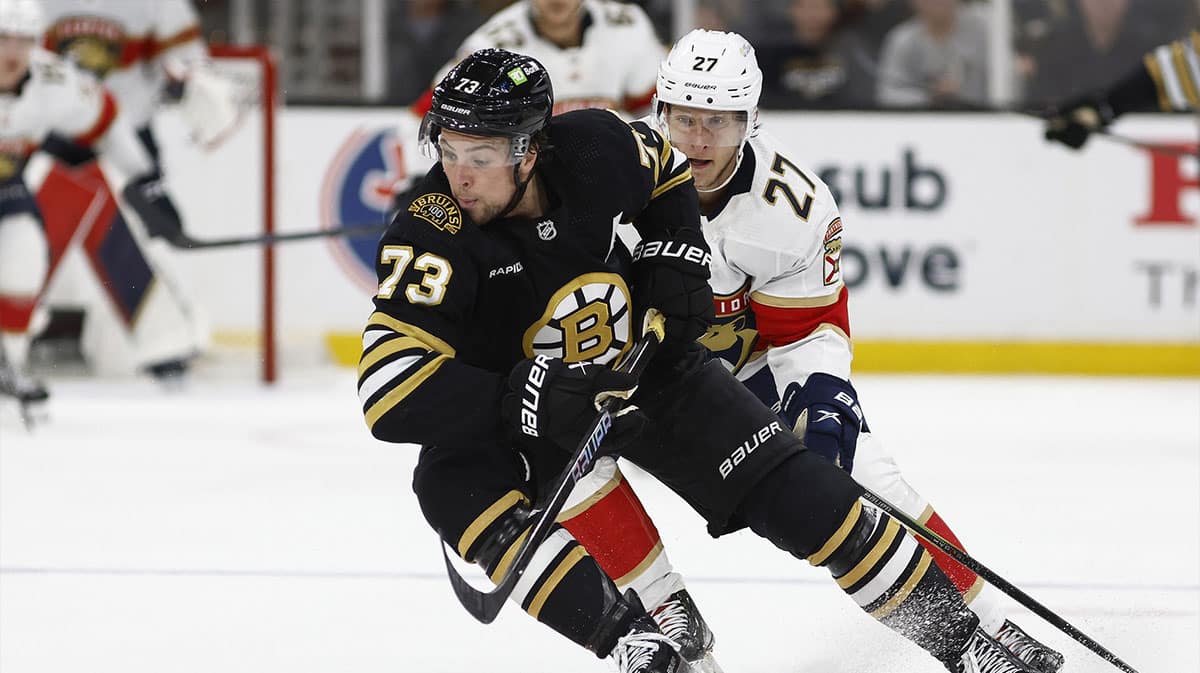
[686, 653, 724, 673]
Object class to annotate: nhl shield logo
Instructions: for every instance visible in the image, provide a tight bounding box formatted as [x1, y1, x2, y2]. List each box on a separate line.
[537, 219, 557, 241]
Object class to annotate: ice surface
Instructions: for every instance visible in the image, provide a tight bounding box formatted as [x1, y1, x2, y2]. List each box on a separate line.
[2, 369, 1197, 672]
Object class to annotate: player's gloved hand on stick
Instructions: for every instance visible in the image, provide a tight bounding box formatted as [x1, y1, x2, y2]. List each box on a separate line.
[780, 372, 865, 473]
[1043, 95, 1114, 150]
[631, 229, 715, 358]
[122, 172, 187, 243]
[501, 355, 646, 453]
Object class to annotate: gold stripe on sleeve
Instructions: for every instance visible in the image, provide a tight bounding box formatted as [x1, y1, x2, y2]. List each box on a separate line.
[366, 312, 456, 356]
[358, 336, 432, 379]
[1144, 53, 1174, 111]
[750, 288, 842, 308]
[651, 166, 694, 200]
[364, 354, 450, 428]
[1171, 42, 1200, 107]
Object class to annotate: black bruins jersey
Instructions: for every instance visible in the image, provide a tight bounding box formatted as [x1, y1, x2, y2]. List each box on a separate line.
[358, 109, 695, 446]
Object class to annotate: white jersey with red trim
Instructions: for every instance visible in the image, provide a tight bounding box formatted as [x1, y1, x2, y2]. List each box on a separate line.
[696, 128, 853, 392]
[442, 0, 663, 115]
[40, 0, 206, 128]
[0, 48, 128, 180]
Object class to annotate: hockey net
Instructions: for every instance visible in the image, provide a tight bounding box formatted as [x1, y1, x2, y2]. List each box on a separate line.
[158, 44, 278, 382]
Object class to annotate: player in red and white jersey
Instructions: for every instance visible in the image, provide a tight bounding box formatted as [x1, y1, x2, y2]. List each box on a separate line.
[0, 0, 156, 411]
[33, 0, 234, 379]
[414, 0, 663, 118]
[39, 0, 215, 134]
[639, 29, 1065, 673]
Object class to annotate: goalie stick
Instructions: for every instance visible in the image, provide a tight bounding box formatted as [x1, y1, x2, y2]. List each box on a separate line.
[442, 310, 666, 624]
[162, 221, 391, 250]
[860, 488, 1140, 673]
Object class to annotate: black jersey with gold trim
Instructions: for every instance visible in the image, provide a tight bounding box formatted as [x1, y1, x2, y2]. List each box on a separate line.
[358, 108, 696, 447]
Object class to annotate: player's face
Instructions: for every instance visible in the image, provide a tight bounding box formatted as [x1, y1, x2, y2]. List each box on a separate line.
[439, 130, 530, 224]
[531, 0, 584, 27]
[0, 34, 35, 91]
[665, 104, 746, 192]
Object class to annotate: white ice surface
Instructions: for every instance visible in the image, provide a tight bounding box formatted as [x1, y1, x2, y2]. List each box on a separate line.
[1, 369, 1197, 673]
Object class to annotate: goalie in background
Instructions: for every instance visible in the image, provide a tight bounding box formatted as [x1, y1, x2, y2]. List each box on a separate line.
[0, 0, 166, 409]
[33, 0, 239, 379]
[1044, 29, 1199, 149]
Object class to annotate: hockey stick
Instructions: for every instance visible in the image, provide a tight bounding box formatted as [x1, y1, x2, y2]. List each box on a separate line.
[859, 488, 1140, 673]
[442, 310, 667, 624]
[846, 44, 1195, 159]
[162, 221, 391, 250]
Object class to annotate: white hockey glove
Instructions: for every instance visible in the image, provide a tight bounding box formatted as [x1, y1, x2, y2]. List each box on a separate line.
[177, 65, 242, 150]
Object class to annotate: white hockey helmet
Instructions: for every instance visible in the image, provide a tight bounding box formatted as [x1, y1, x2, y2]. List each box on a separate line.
[656, 30, 762, 192]
[0, 0, 43, 38]
[656, 29, 762, 113]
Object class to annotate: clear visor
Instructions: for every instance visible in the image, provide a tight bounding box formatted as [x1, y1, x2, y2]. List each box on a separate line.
[660, 108, 748, 148]
[418, 115, 530, 167]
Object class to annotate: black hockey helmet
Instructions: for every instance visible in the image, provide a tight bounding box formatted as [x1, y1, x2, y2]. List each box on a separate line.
[418, 48, 554, 165]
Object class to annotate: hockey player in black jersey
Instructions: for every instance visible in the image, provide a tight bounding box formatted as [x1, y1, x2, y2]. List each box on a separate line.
[359, 48, 1003, 672]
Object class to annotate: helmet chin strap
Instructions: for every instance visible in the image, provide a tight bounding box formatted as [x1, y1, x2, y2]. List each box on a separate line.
[496, 161, 535, 220]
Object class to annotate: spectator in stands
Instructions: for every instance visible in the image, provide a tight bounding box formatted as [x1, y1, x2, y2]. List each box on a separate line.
[758, 0, 876, 109]
[386, 0, 483, 106]
[876, 0, 991, 108]
[839, 0, 913, 60]
[1022, 0, 1177, 107]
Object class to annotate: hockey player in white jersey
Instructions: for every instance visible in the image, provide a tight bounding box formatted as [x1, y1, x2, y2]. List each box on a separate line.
[0, 0, 160, 412]
[648, 29, 1066, 672]
[414, 0, 663, 118]
[33, 0, 234, 378]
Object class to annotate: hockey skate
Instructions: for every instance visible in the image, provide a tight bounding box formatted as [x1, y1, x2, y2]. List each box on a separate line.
[650, 590, 724, 673]
[994, 620, 1065, 673]
[956, 628, 1041, 673]
[612, 614, 685, 673]
[0, 355, 48, 429]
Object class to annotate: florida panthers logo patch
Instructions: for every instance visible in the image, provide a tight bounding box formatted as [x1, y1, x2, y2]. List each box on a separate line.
[823, 217, 843, 286]
[523, 273, 632, 364]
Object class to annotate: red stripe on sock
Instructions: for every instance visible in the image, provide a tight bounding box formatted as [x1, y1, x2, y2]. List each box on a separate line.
[560, 477, 662, 580]
[919, 511, 979, 595]
[0, 295, 37, 331]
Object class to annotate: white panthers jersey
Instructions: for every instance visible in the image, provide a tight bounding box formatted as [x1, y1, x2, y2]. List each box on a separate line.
[694, 129, 853, 395]
[440, 0, 663, 115]
[0, 49, 117, 181]
[40, 0, 207, 128]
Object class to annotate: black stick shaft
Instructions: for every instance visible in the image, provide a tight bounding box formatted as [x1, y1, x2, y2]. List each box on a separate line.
[859, 489, 1139, 673]
[443, 312, 667, 623]
[168, 222, 389, 249]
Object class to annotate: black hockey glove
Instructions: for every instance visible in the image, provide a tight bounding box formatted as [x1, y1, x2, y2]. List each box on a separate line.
[631, 230, 715, 358]
[122, 172, 186, 243]
[501, 355, 646, 453]
[1043, 95, 1114, 150]
[780, 373, 866, 473]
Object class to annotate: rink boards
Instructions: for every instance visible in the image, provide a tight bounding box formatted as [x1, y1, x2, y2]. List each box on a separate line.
[149, 109, 1199, 375]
